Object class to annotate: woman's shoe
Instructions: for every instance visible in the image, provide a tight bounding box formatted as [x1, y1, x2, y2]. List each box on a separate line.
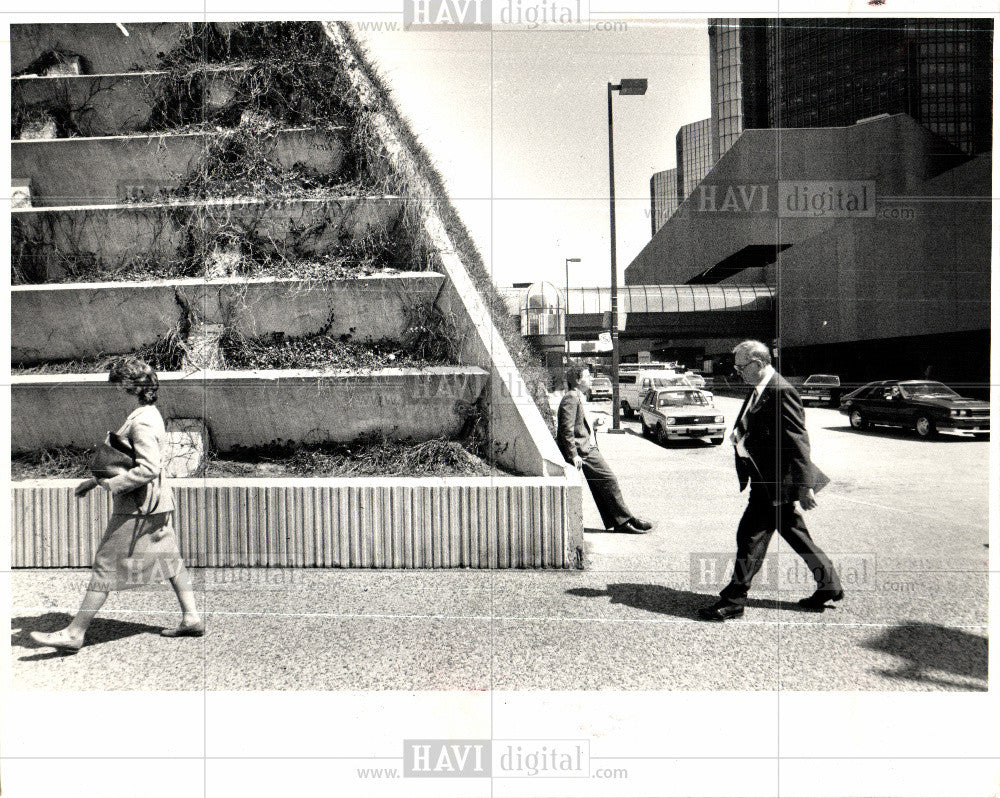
[161, 620, 205, 637]
[30, 628, 84, 652]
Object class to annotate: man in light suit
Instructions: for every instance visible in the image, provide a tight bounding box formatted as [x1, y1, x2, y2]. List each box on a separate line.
[558, 364, 652, 535]
[699, 340, 843, 621]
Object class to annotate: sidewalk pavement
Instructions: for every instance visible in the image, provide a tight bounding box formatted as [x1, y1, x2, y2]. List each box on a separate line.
[9, 400, 989, 691]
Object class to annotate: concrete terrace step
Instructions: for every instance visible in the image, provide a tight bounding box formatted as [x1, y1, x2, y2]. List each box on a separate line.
[13, 195, 404, 280]
[13, 126, 348, 206]
[12, 272, 446, 364]
[13, 67, 247, 137]
[12, 23, 195, 75]
[12, 367, 488, 453]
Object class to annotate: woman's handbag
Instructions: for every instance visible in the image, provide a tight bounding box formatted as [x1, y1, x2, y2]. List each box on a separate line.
[88, 432, 136, 480]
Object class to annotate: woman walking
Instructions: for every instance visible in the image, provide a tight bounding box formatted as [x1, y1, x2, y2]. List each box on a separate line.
[31, 358, 203, 652]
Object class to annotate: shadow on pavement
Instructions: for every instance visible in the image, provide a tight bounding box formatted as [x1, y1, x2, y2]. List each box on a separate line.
[863, 622, 988, 690]
[821, 425, 978, 443]
[11, 613, 162, 661]
[566, 583, 807, 620]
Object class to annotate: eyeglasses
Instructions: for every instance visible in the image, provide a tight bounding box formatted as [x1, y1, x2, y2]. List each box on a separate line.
[733, 360, 759, 371]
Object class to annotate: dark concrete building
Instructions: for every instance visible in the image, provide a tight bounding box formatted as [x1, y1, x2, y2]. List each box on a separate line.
[708, 18, 993, 158]
[650, 168, 678, 235]
[625, 113, 990, 386]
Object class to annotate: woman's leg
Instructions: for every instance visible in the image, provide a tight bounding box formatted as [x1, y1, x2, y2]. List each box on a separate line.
[29, 588, 108, 649]
[168, 568, 202, 626]
[66, 589, 109, 635]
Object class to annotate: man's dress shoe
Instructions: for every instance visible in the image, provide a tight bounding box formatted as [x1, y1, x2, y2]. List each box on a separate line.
[798, 589, 845, 611]
[629, 517, 653, 531]
[612, 520, 648, 534]
[697, 601, 745, 621]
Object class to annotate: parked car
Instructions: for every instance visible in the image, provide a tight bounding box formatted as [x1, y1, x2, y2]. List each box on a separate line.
[800, 374, 842, 407]
[839, 379, 989, 439]
[586, 375, 613, 402]
[639, 388, 726, 445]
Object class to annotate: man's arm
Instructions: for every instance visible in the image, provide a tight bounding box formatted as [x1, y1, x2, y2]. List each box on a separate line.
[557, 392, 580, 465]
[778, 383, 814, 492]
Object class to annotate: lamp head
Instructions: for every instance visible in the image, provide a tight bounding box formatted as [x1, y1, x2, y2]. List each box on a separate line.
[618, 78, 648, 96]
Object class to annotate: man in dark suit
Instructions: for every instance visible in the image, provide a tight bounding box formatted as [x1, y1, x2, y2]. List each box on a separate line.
[699, 340, 843, 621]
[558, 364, 652, 535]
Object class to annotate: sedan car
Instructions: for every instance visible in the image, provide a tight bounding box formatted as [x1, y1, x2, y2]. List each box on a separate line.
[800, 374, 842, 407]
[586, 375, 613, 402]
[839, 380, 989, 439]
[639, 388, 725, 445]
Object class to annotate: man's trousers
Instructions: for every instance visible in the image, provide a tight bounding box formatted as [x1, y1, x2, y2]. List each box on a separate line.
[580, 448, 632, 530]
[720, 485, 842, 605]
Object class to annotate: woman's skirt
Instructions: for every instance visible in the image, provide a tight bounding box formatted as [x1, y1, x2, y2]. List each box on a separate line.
[88, 512, 186, 591]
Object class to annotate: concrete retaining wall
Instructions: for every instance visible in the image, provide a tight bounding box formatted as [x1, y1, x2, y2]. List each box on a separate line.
[13, 68, 245, 137]
[11, 367, 487, 452]
[11, 477, 578, 568]
[13, 127, 346, 206]
[12, 273, 445, 364]
[14, 195, 404, 278]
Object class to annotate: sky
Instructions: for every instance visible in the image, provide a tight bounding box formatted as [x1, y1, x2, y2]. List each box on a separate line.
[355, 21, 711, 290]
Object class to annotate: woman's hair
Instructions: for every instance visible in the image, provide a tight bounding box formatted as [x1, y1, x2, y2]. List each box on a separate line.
[108, 358, 159, 405]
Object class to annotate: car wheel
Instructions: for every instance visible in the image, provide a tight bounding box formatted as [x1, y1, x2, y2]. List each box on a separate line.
[914, 415, 937, 439]
[621, 401, 632, 418]
[849, 408, 868, 430]
[656, 425, 670, 446]
[710, 437, 724, 446]
[640, 418, 651, 437]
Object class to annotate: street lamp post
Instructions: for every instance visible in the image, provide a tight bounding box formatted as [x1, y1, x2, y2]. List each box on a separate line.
[564, 257, 580, 362]
[607, 78, 647, 432]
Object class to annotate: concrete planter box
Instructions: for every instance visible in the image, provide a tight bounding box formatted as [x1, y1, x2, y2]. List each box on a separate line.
[13, 195, 404, 279]
[12, 273, 446, 365]
[11, 476, 584, 569]
[13, 127, 347, 206]
[12, 367, 488, 452]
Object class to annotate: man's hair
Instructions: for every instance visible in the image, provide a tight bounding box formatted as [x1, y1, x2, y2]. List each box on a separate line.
[732, 339, 771, 366]
[564, 363, 588, 388]
[109, 357, 159, 405]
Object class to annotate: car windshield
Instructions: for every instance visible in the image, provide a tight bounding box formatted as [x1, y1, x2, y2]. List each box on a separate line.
[899, 382, 960, 399]
[592, 377, 611, 387]
[651, 376, 691, 388]
[805, 375, 839, 386]
[658, 390, 706, 407]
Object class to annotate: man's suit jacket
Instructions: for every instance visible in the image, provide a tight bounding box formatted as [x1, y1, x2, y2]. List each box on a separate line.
[103, 404, 175, 516]
[735, 372, 829, 504]
[557, 388, 594, 463]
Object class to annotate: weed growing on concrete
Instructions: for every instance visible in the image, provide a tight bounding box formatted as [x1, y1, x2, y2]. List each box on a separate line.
[11, 436, 512, 479]
[12, 446, 91, 479]
[205, 435, 512, 477]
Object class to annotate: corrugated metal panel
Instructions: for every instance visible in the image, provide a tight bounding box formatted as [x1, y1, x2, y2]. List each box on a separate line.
[11, 480, 580, 569]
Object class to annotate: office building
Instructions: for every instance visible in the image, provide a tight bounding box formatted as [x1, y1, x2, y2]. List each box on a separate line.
[625, 114, 990, 385]
[708, 18, 992, 158]
[676, 118, 715, 199]
[650, 168, 678, 235]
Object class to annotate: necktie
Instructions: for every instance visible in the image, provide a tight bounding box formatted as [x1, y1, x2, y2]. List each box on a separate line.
[735, 388, 758, 442]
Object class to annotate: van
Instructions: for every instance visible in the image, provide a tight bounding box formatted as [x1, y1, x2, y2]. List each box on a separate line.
[618, 369, 711, 417]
